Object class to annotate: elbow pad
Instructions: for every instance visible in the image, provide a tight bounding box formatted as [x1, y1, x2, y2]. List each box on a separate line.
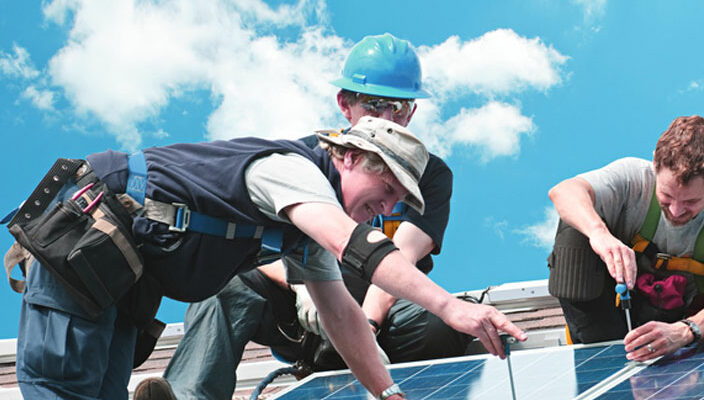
[341, 223, 398, 282]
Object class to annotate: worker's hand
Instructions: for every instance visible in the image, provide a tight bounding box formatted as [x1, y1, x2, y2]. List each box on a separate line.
[441, 299, 526, 359]
[292, 284, 326, 338]
[624, 320, 692, 362]
[589, 228, 638, 289]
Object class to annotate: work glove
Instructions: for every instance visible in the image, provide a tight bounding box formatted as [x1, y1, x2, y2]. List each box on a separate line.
[292, 284, 326, 338]
[375, 340, 390, 365]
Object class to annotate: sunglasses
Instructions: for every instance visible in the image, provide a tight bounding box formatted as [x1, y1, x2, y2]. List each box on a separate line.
[356, 94, 415, 118]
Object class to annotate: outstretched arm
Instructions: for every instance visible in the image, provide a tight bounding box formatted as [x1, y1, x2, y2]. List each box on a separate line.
[362, 222, 434, 329]
[549, 177, 638, 289]
[286, 202, 526, 362]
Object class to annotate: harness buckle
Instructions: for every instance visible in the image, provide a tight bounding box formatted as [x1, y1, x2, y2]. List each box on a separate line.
[655, 252, 672, 270]
[168, 203, 191, 232]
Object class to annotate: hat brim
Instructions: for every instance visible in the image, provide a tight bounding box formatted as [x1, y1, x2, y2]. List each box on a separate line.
[316, 130, 425, 214]
[330, 77, 432, 99]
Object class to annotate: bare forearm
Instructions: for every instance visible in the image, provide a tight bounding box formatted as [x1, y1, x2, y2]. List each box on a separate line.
[362, 285, 397, 327]
[370, 251, 451, 317]
[549, 177, 608, 239]
[306, 280, 393, 397]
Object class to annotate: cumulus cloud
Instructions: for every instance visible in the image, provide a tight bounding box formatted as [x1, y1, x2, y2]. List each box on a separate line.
[414, 29, 566, 158]
[515, 206, 560, 252]
[0, 44, 40, 80]
[418, 30, 568, 99]
[42, 0, 346, 149]
[22, 86, 55, 110]
[24, 0, 568, 156]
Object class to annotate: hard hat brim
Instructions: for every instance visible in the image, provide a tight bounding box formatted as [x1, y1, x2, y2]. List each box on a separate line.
[331, 77, 432, 99]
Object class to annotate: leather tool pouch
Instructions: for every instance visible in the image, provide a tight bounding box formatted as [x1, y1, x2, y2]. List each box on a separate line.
[6, 158, 144, 320]
[548, 219, 606, 301]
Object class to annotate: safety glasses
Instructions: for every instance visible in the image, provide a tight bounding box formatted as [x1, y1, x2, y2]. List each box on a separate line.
[356, 94, 415, 118]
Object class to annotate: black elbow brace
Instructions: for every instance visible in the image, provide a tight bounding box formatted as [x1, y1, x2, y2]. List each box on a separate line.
[341, 223, 398, 282]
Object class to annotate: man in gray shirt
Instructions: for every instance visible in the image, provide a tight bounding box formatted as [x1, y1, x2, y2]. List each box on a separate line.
[549, 115, 704, 362]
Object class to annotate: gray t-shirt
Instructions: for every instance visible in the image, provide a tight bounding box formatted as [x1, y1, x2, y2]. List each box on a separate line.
[579, 157, 704, 256]
[245, 152, 343, 282]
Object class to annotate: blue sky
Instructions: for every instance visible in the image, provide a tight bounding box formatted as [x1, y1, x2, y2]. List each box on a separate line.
[1, 0, 703, 339]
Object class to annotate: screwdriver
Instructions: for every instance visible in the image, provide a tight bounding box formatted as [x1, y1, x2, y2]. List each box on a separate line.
[615, 283, 632, 332]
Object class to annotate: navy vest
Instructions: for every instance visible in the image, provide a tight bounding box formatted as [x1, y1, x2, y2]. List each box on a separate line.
[88, 137, 341, 301]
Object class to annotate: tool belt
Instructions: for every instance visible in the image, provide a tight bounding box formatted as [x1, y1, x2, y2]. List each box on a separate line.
[5, 158, 145, 320]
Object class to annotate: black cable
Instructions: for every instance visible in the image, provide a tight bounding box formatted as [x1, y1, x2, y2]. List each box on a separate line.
[249, 366, 299, 400]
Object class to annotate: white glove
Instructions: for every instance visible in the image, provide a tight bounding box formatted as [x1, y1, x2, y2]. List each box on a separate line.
[375, 340, 390, 365]
[292, 284, 326, 337]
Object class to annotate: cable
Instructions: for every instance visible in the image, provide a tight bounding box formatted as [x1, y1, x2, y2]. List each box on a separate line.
[249, 365, 299, 400]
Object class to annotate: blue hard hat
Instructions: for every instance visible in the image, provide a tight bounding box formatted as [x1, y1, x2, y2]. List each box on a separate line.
[331, 33, 431, 99]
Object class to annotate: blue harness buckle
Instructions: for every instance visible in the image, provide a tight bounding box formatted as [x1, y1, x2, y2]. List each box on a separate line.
[169, 203, 191, 232]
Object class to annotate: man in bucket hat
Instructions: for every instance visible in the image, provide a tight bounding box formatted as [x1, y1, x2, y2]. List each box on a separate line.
[10, 115, 526, 400]
[163, 33, 484, 400]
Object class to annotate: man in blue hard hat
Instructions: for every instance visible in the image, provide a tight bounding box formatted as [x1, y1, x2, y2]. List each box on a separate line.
[162, 33, 494, 400]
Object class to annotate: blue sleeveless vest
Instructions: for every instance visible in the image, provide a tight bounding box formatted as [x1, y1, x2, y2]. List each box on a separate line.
[87, 137, 341, 301]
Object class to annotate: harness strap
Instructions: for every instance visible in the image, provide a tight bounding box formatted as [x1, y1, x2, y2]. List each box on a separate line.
[372, 202, 407, 239]
[631, 186, 704, 291]
[638, 189, 662, 241]
[127, 151, 286, 256]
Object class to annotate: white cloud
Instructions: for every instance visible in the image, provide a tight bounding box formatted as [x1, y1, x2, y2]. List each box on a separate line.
[22, 86, 55, 110]
[515, 206, 560, 252]
[43, 0, 346, 150]
[0, 44, 40, 80]
[34, 1, 568, 157]
[418, 30, 568, 99]
[413, 29, 565, 158]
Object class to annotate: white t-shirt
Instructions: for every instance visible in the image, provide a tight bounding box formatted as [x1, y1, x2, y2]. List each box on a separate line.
[579, 157, 704, 256]
[245, 152, 343, 282]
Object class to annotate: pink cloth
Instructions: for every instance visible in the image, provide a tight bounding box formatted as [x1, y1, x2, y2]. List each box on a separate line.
[636, 273, 687, 310]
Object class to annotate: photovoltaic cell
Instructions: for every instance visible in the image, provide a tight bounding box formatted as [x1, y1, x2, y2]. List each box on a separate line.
[595, 344, 704, 399]
[272, 342, 632, 400]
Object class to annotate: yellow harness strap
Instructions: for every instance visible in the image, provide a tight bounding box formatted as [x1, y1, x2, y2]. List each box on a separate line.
[631, 234, 704, 276]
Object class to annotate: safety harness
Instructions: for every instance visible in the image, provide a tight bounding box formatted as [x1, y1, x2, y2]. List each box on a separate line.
[126, 152, 286, 261]
[372, 202, 407, 238]
[630, 188, 704, 293]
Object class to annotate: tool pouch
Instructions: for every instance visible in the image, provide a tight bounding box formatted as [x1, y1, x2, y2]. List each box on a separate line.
[6, 159, 144, 319]
[547, 219, 606, 301]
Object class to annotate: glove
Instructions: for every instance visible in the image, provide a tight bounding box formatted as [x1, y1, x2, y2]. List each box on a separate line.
[292, 284, 326, 337]
[376, 339, 390, 365]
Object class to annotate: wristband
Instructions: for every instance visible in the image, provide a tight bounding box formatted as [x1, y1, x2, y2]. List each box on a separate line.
[680, 319, 702, 344]
[379, 383, 404, 400]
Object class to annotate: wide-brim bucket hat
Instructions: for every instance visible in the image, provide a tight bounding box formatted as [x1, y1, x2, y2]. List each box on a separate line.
[316, 116, 429, 214]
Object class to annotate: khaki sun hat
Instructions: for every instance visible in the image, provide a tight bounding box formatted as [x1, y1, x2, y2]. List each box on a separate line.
[316, 116, 429, 214]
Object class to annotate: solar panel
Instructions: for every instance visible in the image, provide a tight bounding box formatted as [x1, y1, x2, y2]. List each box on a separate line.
[591, 343, 704, 399]
[272, 342, 641, 400]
